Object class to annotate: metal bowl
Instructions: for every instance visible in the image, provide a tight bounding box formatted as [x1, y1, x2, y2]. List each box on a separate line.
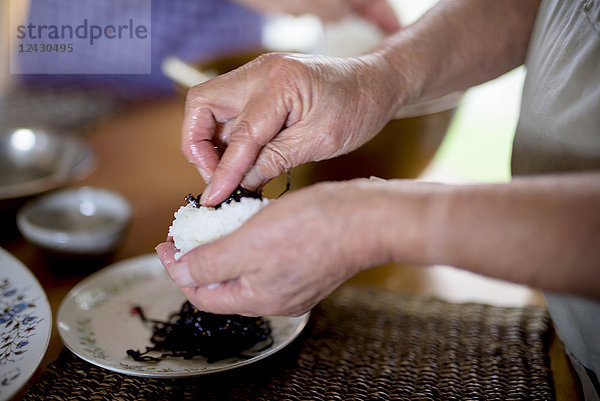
[0, 127, 95, 204]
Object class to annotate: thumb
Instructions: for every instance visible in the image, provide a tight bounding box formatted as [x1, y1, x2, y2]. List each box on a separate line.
[241, 142, 294, 190]
[200, 95, 289, 206]
[357, 0, 402, 34]
[241, 125, 318, 189]
[170, 239, 243, 287]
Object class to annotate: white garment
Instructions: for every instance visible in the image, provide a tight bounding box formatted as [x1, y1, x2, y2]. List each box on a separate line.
[512, 0, 600, 399]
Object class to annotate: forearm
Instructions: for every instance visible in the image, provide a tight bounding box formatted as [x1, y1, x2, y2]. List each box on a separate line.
[369, 0, 541, 104]
[380, 173, 600, 299]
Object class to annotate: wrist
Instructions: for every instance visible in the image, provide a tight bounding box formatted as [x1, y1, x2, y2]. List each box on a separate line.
[364, 179, 451, 267]
[361, 32, 432, 106]
[335, 179, 447, 271]
[352, 50, 410, 122]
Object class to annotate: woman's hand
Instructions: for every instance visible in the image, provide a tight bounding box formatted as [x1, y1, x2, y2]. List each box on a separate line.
[156, 179, 425, 316]
[233, 0, 401, 34]
[182, 52, 404, 206]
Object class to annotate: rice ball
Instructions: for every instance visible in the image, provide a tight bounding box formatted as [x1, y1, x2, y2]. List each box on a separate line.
[169, 197, 269, 260]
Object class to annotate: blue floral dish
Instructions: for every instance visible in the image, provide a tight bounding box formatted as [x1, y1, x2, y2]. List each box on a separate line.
[0, 247, 52, 401]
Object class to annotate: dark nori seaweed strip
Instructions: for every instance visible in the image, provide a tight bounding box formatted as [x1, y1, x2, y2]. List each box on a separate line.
[126, 301, 272, 363]
[185, 172, 290, 209]
[185, 186, 262, 210]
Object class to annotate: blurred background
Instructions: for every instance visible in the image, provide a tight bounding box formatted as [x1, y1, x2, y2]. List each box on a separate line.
[1, 0, 538, 306]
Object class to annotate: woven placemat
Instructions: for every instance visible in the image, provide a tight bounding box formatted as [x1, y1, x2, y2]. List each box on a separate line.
[25, 286, 554, 401]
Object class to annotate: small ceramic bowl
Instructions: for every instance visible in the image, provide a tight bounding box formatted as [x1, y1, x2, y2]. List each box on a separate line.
[17, 187, 131, 255]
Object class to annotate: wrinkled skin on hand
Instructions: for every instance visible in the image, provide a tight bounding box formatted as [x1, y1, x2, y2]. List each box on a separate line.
[233, 0, 401, 34]
[156, 180, 406, 317]
[181, 52, 403, 206]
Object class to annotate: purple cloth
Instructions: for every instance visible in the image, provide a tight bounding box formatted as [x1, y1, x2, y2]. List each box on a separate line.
[19, 0, 264, 98]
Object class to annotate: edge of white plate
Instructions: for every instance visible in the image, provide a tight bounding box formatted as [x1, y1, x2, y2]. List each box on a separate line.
[0, 247, 52, 401]
[57, 253, 310, 378]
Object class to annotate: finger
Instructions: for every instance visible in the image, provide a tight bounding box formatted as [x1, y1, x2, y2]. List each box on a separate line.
[155, 241, 178, 275]
[214, 120, 234, 151]
[182, 280, 311, 317]
[181, 282, 258, 316]
[200, 96, 290, 206]
[170, 238, 245, 288]
[356, 0, 401, 34]
[257, 0, 351, 22]
[309, 3, 351, 22]
[241, 132, 303, 189]
[181, 100, 221, 181]
[182, 78, 247, 181]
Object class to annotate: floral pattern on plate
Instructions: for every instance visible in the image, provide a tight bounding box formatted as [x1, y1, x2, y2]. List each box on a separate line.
[0, 247, 51, 401]
[1, 279, 44, 362]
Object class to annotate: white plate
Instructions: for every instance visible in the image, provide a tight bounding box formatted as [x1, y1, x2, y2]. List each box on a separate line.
[57, 254, 310, 378]
[0, 247, 52, 401]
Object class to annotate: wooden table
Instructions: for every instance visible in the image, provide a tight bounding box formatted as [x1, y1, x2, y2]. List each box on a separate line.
[2, 98, 579, 400]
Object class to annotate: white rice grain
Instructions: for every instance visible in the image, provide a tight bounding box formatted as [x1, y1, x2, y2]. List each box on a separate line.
[169, 197, 269, 260]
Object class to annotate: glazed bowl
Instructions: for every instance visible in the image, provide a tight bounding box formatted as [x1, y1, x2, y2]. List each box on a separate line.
[17, 187, 131, 256]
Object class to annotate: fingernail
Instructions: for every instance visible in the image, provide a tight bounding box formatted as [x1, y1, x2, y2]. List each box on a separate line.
[196, 166, 211, 183]
[207, 282, 221, 290]
[171, 261, 196, 287]
[242, 167, 263, 189]
[200, 183, 212, 205]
